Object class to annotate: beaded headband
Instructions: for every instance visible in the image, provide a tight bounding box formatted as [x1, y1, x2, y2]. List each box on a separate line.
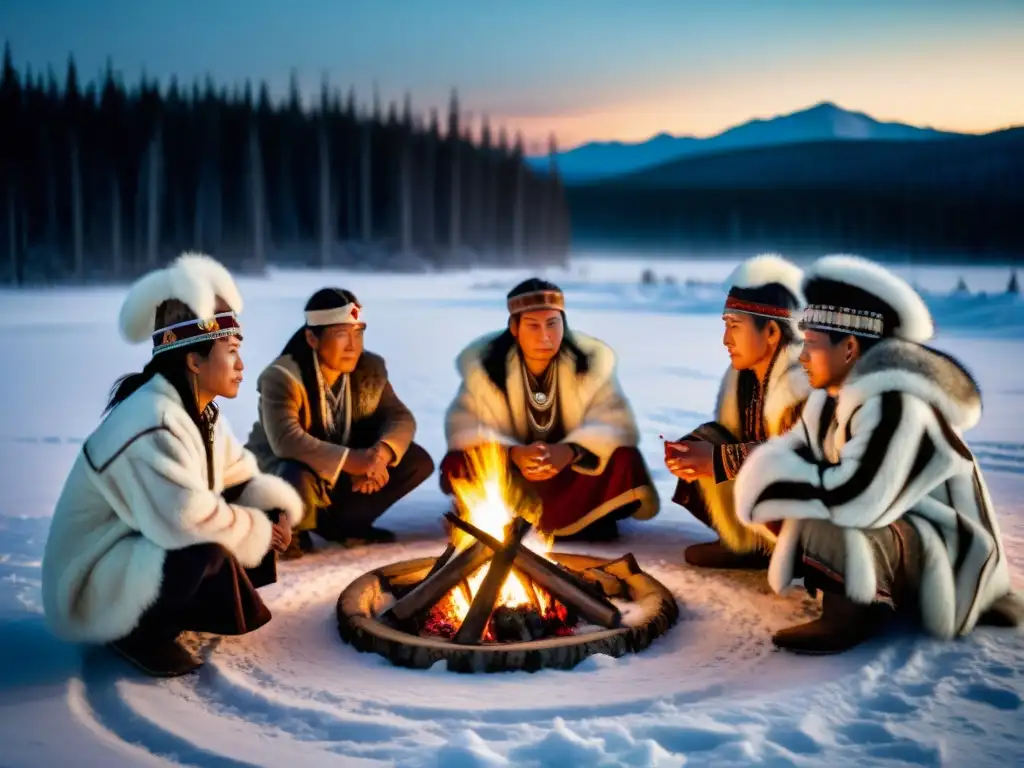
[507, 290, 565, 315]
[799, 304, 885, 338]
[152, 312, 242, 355]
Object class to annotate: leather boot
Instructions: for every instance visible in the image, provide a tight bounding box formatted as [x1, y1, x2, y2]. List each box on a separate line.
[109, 633, 202, 677]
[979, 592, 1024, 628]
[773, 589, 890, 655]
[684, 540, 770, 570]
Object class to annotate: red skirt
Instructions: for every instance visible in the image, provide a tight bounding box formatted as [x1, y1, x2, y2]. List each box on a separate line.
[439, 446, 658, 536]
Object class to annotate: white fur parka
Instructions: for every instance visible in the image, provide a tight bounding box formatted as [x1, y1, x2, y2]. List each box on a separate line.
[42, 375, 303, 644]
[445, 332, 641, 476]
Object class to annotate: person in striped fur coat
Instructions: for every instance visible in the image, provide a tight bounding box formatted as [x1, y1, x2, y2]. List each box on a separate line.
[735, 255, 1022, 654]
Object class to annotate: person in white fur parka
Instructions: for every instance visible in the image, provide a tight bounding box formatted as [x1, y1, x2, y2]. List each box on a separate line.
[734, 255, 1022, 654]
[41, 253, 304, 677]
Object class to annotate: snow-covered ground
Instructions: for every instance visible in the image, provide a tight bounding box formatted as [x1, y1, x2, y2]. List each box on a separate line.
[0, 255, 1021, 767]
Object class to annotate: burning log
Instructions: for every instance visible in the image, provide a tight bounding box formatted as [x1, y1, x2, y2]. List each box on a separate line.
[452, 517, 532, 644]
[444, 512, 621, 630]
[422, 542, 456, 580]
[383, 541, 491, 623]
[490, 606, 534, 642]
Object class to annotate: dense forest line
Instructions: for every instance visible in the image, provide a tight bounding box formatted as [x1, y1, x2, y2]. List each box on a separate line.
[0, 44, 570, 285]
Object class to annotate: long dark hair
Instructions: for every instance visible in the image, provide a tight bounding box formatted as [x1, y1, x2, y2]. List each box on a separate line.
[481, 278, 590, 391]
[281, 287, 360, 440]
[105, 299, 212, 426]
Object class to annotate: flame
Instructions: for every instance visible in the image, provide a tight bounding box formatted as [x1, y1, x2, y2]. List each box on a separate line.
[445, 443, 555, 625]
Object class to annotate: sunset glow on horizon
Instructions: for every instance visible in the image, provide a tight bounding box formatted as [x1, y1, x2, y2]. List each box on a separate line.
[6, 0, 1023, 151]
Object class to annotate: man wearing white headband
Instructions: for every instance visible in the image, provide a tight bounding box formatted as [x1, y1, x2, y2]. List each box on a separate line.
[441, 277, 659, 540]
[42, 253, 303, 677]
[246, 288, 433, 557]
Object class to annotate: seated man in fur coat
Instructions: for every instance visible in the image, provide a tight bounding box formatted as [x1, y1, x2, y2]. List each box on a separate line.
[42, 253, 304, 677]
[735, 255, 1022, 654]
[666, 254, 809, 569]
[246, 288, 434, 557]
[440, 278, 659, 540]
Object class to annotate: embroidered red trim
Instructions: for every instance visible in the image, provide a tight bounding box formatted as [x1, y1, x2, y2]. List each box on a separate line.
[723, 297, 791, 319]
[151, 313, 241, 348]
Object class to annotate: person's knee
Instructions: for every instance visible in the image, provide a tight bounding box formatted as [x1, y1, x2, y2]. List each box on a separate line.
[799, 519, 844, 555]
[403, 443, 435, 483]
[167, 542, 229, 579]
[438, 450, 469, 494]
[276, 461, 321, 514]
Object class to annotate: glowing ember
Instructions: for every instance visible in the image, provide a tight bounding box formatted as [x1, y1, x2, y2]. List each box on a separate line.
[425, 443, 577, 642]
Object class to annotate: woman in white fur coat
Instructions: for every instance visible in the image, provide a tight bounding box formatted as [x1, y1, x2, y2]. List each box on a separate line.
[42, 253, 303, 677]
[734, 255, 1021, 654]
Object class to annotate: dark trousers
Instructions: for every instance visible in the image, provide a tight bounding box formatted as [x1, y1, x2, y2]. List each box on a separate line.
[799, 519, 921, 612]
[116, 481, 279, 645]
[279, 442, 434, 540]
[119, 543, 274, 645]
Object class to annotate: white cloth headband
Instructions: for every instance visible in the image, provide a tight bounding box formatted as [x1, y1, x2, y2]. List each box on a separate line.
[304, 303, 365, 327]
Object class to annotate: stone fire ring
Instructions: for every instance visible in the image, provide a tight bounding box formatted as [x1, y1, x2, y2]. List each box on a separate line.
[337, 552, 680, 673]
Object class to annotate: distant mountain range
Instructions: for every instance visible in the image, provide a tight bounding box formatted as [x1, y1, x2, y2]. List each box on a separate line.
[527, 102, 966, 182]
[595, 127, 1024, 198]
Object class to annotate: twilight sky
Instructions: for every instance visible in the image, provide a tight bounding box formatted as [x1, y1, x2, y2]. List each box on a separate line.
[5, 0, 1024, 150]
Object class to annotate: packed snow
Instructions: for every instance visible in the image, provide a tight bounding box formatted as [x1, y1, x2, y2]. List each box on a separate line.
[0, 255, 1021, 767]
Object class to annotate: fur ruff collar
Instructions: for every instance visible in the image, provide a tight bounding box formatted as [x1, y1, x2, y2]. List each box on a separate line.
[455, 331, 616, 394]
[837, 339, 981, 431]
[454, 331, 618, 443]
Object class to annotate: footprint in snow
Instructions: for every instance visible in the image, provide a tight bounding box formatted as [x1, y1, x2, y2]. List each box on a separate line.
[959, 681, 1022, 711]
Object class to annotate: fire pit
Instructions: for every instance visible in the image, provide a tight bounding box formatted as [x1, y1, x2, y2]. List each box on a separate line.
[336, 445, 679, 673]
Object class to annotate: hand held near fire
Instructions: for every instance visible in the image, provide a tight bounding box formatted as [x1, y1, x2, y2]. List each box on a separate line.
[511, 442, 571, 481]
[664, 440, 713, 479]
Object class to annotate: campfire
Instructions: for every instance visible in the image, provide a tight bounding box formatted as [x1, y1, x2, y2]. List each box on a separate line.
[381, 444, 628, 644]
[337, 443, 679, 672]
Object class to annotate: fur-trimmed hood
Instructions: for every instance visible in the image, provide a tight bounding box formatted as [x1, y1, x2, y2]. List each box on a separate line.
[838, 339, 982, 431]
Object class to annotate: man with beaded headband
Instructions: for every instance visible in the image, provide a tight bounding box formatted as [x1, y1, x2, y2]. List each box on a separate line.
[440, 278, 659, 540]
[42, 253, 304, 677]
[734, 254, 1022, 654]
[666, 254, 810, 569]
[246, 288, 433, 557]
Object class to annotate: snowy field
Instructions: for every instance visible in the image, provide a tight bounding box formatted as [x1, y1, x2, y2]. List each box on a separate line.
[0, 254, 1022, 767]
